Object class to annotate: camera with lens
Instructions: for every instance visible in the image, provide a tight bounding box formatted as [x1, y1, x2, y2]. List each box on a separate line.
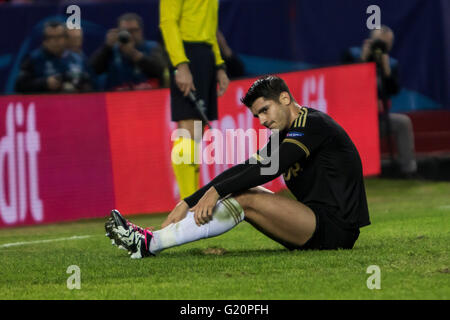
[368, 39, 388, 62]
[118, 30, 131, 44]
[60, 68, 89, 92]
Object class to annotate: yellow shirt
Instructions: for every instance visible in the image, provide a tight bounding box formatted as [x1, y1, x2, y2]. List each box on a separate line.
[159, 0, 224, 67]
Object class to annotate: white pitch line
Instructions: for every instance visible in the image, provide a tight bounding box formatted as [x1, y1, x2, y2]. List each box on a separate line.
[0, 235, 93, 248]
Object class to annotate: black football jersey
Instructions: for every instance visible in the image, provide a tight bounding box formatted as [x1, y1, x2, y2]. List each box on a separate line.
[185, 107, 370, 230]
[280, 107, 370, 229]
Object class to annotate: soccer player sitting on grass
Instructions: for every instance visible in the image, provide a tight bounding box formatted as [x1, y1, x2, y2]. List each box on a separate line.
[105, 76, 371, 259]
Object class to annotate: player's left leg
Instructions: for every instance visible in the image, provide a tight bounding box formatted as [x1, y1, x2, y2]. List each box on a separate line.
[107, 189, 315, 259]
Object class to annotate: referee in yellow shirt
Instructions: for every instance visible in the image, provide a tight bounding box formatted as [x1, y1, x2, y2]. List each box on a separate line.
[160, 0, 230, 200]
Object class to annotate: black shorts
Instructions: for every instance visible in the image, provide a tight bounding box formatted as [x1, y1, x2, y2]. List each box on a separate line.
[283, 205, 360, 251]
[170, 42, 218, 122]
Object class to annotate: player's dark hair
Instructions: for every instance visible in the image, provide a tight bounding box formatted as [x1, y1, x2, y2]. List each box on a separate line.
[241, 75, 295, 108]
[118, 12, 144, 29]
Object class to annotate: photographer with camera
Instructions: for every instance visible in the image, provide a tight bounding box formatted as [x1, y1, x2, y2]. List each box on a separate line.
[343, 25, 418, 178]
[90, 13, 168, 91]
[15, 21, 93, 94]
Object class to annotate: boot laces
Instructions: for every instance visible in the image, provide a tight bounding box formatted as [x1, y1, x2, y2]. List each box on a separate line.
[126, 221, 153, 251]
[126, 221, 153, 235]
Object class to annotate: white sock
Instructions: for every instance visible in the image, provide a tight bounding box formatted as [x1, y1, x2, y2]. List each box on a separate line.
[149, 197, 244, 254]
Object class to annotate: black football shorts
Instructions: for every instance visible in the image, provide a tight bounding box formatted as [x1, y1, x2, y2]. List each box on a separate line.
[169, 42, 218, 122]
[283, 204, 360, 251]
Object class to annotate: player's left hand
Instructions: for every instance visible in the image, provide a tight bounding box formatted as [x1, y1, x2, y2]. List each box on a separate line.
[192, 187, 220, 226]
[216, 69, 229, 97]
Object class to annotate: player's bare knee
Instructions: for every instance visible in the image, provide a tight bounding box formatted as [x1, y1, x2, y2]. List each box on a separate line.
[233, 191, 257, 210]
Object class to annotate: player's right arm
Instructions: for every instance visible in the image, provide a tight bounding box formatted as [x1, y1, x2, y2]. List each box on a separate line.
[211, 111, 325, 200]
[162, 162, 250, 228]
[162, 161, 250, 228]
[183, 162, 250, 208]
[182, 133, 277, 209]
[164, 134, 301, 226]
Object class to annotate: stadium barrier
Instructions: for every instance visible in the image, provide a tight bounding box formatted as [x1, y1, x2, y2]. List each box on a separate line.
[0, 63, 379, 228]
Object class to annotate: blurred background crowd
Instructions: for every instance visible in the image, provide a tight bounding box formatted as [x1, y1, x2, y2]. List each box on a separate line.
[1, 0, 449, 179]
[1, 0, 448, 109]
[2, 0, 248, 94]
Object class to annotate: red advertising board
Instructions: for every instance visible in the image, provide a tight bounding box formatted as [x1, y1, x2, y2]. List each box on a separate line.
[0, 94, 115, 226]
[0, 64, 379, 228]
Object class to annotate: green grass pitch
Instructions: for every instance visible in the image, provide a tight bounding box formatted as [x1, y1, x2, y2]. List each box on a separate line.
[1, 179, 449, 300]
